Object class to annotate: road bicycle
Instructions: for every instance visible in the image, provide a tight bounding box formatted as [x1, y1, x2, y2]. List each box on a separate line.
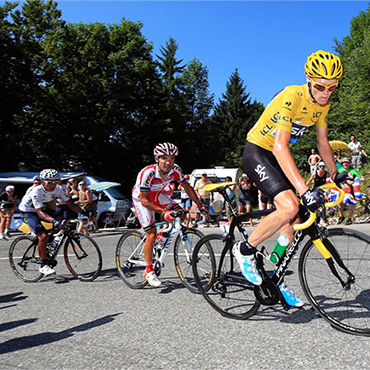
[9, 219, 102, 283]
[354, 195, 370, 223]
[192, 181, 370, 336]
[116, 210, 206, 293]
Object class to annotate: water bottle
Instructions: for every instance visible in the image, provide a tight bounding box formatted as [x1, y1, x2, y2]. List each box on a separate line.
[270, 235, 289, 264]
[47, 234, 62, 254]
[156, 231, 169, 249]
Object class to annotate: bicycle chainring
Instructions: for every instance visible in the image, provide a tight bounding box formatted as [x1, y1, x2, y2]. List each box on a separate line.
[254, 280, 280, 306]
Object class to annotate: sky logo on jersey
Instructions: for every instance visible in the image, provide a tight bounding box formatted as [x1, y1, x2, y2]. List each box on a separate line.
[255, 164, 269, 182]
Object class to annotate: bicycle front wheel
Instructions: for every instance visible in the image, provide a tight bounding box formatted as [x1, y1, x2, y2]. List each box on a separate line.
[299, 227, 370, 336]
[192, 234, 260, 320]
[9, 235, 43, 283]
[173, 228, 205, 293]
[64, 233, 102, 281]
[115, 231, 148, 289]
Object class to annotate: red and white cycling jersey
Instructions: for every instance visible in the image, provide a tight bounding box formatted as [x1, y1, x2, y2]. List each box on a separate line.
[132, 163, 184, 203]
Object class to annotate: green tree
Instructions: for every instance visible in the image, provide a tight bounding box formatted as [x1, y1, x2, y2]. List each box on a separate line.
[211, 69, 263, 167]
[327, 5, 370, 153]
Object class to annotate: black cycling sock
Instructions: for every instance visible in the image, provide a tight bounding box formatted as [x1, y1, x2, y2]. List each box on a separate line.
[239, 240, 255, 256]
[40, 259, 48, 267]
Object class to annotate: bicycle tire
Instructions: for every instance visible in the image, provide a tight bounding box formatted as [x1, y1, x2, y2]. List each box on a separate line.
[173, 228, 205, 293]
[192, 234, 260, 320]
[299, 227, 370, 336]
[64, 233, 102, 281]
[9, 235, 43, 283]
[115, 231, 148, 289]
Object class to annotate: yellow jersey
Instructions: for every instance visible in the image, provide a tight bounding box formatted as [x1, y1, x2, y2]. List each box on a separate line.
[247, 84, 330, 151]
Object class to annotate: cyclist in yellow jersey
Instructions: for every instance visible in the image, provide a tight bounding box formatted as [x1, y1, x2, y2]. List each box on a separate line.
[234, 51, 343, 307]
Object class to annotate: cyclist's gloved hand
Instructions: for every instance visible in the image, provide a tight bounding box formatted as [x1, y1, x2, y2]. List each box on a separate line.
[333, 171, 351, 187]
[163, 210, 176, 223]
[302, 188, 325, 212]
[52, 219, 62, 230]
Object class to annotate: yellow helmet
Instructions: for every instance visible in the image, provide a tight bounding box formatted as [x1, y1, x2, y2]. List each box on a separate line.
[305, 50, 343, 79]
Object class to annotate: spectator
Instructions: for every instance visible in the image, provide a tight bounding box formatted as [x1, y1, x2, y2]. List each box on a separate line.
[25, 175, 42, 196]
[259, 190, 274, 214]
[306, 161, 329, 226]
[237, 174, 253, 226]
[348, 135, 368, 171]
[337, 157, 362, 225]
[178, 175, 192, 227]
[224, 176, 236, 220]
[307, 149, 321, 174]
[75, 181, 94, 234]
[66, 178, 79, 219]
[339, 157, 362, 179]
[194, 173, 213, 225]
[334, 149, 343, 169]
[0, 185, 17, 239]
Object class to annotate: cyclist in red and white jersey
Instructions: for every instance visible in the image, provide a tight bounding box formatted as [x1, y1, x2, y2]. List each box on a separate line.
[132, 142, 205, 287]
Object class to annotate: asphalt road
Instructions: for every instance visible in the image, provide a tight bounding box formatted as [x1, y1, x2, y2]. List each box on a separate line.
[1, 224, 370, 370]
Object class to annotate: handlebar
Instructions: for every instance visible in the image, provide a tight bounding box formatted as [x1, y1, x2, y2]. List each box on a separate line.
[293, 183, 345, 231]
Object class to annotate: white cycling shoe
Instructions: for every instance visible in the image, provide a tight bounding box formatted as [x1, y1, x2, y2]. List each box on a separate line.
[39, 265, 55, 276]
[144, 270, 162, 287]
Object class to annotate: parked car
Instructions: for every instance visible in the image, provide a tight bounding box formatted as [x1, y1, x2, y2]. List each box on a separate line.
[0, 172, 131, 230]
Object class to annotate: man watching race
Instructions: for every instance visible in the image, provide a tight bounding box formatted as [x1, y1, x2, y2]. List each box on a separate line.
[132, 142, 205, 287]
[19, 169, 89, 276]
[234, 50, 344, 307]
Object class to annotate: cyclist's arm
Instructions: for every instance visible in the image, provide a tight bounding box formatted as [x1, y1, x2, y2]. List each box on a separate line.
[66, 199, 85, 214]
[140, 192, 166, 214]
[181, 182, 203, 209]
[316, 127, 337, 177]
[272, 129, 309, 196]
[35, 208, 55, 223]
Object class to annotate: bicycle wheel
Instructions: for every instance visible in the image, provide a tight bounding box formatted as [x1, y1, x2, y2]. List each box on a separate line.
[299, 227, 370, 336]
[64, 233, 102, 281]
[9, 235, 43, 283]
[173, 228, 205, 293]
[115, 231, 148, 289]
[192, 234, 260, 320]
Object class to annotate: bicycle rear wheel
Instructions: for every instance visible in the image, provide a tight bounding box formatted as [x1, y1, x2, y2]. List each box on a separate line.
[64, 233, 102, 281]
[192, 234, 260, 319]
[115, 231, 148, 289]
[299, 227, 370, 336]
[173, 228, 205, 293]
[9, 235, 43, 283]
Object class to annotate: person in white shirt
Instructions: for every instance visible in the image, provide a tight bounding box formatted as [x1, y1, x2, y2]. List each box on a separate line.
[19, 169, 88, 276]
[348, 135, 368, 171]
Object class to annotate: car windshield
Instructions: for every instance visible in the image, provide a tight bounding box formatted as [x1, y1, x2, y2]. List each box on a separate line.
[106, 187, 127, 200]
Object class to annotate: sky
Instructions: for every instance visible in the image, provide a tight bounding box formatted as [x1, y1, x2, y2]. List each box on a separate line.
[7, 1, 370, 106]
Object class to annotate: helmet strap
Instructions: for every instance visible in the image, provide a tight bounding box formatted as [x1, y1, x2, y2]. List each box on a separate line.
[307, 80, 317, 103]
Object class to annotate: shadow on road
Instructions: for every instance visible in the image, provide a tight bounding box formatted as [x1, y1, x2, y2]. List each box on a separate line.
[0, 292, 28, 310]
[0, 318, 37, 333]
[0, 313, 122, 355]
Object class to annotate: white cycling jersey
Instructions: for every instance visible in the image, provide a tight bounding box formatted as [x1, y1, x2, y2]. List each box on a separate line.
[19, 184, 69, 213]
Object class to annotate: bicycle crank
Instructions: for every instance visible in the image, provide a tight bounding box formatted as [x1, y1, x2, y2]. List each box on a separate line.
[254, 280, 280, 305]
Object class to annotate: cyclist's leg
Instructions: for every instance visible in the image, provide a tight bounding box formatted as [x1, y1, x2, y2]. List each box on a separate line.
[22, 212, 53, 274]
[133, 199, 161, 286]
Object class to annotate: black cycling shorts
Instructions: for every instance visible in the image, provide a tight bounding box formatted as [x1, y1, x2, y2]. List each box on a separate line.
[243, 142, 294, 201]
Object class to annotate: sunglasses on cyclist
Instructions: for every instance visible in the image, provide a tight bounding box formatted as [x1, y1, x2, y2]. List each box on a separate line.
[309, 78, 338, 92]
[44, 180, 58, 184]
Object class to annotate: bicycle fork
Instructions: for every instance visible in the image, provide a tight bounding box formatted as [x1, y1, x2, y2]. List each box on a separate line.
[312, 238, 355, 290]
